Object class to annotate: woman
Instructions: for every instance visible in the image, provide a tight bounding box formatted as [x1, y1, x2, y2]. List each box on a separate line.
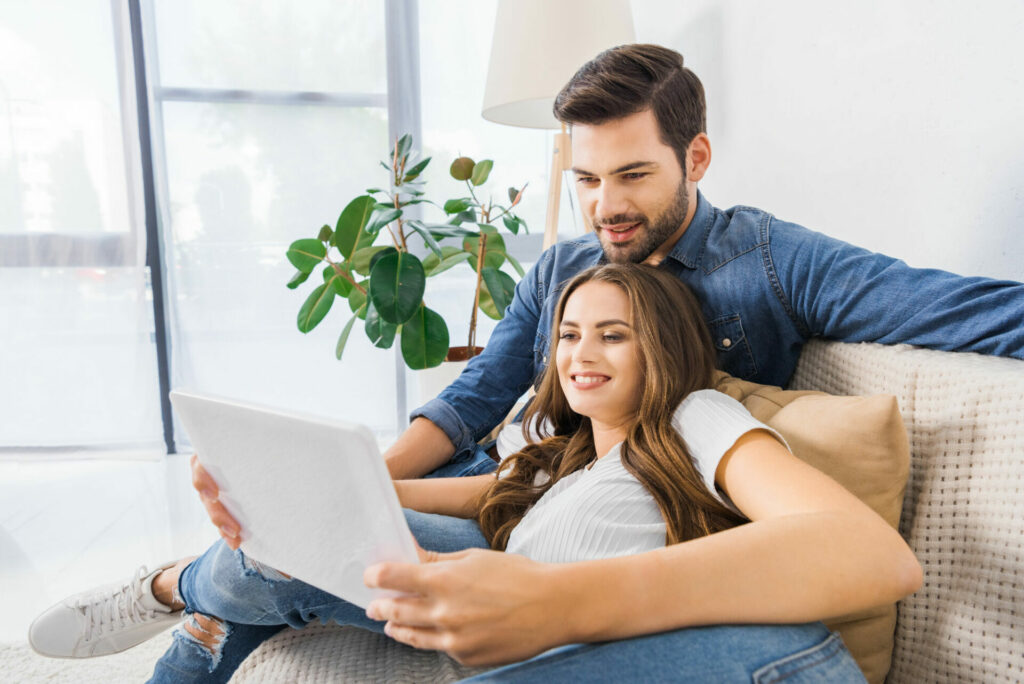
[32, 264, 920, 682]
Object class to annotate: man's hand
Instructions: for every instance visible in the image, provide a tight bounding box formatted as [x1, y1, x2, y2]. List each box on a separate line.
[190, 453, 242, 550]
[363, 548, 575, 666]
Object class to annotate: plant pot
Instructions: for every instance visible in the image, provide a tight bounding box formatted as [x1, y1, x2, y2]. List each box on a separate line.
[415, 346, 484, 407]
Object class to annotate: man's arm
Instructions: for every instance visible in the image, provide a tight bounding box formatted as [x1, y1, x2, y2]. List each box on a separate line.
[384, 417, 457, 480]
[394, 474, 495, 519]
[364, 432, 921, 666]
[773, 220, 1024, 357]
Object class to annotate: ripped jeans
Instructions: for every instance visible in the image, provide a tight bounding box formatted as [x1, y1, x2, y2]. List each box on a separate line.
[149, 449, 865, 683]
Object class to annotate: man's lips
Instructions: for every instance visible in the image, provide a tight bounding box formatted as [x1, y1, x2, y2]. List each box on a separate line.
[599, 222, 641, 244]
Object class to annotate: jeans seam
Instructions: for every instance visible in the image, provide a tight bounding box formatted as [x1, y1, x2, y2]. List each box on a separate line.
[752, 632, 848, 683]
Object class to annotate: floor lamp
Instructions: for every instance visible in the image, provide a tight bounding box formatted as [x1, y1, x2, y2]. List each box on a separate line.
[482, 0, 636, 250]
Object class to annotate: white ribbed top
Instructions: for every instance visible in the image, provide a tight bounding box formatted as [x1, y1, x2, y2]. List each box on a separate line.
[502, 390, 786, 563]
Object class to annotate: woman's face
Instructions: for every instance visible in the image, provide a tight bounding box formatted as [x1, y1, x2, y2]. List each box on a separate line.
[556, 281, 643, 430]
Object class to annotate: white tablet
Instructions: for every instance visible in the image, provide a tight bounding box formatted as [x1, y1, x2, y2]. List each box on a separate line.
[169, 389, 418, 608]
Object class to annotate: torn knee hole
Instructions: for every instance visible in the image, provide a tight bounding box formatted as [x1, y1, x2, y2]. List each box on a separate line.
[183, 613, 227, 653]
[241, 554, 293, 581]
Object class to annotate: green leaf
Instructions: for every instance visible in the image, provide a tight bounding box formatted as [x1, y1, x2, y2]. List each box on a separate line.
[335, 315, 357, 360]
[366, 187, 385, 194]
[470, 159, 493, 186]
[424, 224, 475, 239]
[504, 252, 525, 278]
[348, 284, 368, 320]
[423, 246, 471, 276]
[297, 283, 335, 333]
[400, 304, 450, 370]
[502, 215, 520, 235]
[448, 210, 477, 226]
[323, 264, 352, 296]
[366, 207, 402, 235]
[364, 301, 398, 349]
[369, 252, 426, 324]
[352, 245, 394, 276]
[405, 220, 444, 260]
[443, 198, 471, 214]
[450, 156, 475, 181]
[335, 196, 377, 259]
[465, 228, 506, 270]
[317, 224, 333, 242]
[482, 267, 516, 315]
[507, 187, 519, 203]
[403, 156, 431, 182]
[477, 288, 502, 320]
[395, 134, 413, 162]
[286, 269, 311, 289]
[286, 239, 326, 273]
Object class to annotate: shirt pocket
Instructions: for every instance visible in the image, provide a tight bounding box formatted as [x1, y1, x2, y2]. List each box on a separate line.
[708, 313, 757, 379]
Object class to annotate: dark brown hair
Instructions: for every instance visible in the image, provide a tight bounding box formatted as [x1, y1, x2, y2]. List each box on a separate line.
[552, 44, 706, 174]
[477, 264, 744, 550]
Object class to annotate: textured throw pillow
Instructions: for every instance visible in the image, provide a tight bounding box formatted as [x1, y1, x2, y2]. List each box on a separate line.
[714, 372, 910, 684]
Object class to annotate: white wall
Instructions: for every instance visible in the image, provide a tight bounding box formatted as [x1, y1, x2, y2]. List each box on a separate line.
[632, 0, 1024, 281]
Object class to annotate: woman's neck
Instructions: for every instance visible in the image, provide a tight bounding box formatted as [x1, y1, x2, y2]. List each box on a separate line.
[590, 420, 628, 460]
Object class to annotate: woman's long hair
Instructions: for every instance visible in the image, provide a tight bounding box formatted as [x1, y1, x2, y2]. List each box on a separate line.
[477, 264, 746, 550]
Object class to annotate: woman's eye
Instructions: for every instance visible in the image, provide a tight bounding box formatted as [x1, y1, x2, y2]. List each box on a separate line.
[559, 331, 578, 340]
[603, 333, 623, 342]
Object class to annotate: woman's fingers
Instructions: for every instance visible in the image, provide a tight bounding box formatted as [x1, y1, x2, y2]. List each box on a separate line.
[190, 453, 242, 548]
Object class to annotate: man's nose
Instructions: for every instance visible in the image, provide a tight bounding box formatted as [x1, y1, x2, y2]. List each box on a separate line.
[595, 183, 629, 221]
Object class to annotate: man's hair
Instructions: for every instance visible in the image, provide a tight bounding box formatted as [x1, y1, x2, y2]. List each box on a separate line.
[552, 44, 706, 173]
[477, 264, 744, 551]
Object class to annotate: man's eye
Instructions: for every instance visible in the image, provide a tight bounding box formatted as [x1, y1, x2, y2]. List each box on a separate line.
[576, 177, 598, 185]
[622, 172, 646, 180]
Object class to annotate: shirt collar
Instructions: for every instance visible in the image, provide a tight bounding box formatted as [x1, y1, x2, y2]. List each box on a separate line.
[665, 190, 712, 270]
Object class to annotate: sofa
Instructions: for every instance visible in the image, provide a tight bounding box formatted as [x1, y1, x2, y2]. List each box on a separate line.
[231, 339, 1024, 683]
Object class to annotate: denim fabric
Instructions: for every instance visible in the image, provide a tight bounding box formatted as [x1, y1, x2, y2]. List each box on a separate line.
[414, 191, 1024, 459]
[149, 511, 864, 684]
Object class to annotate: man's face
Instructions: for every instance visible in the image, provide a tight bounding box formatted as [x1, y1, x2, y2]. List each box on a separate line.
[570, 110, 691, 265]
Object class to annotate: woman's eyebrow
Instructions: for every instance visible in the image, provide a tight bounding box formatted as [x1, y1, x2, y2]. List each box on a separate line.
[559, 319, 630, 328]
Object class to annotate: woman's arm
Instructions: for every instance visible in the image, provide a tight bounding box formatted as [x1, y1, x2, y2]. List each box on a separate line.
[365, 430, 922, 665]
[394, 474, 496, 519]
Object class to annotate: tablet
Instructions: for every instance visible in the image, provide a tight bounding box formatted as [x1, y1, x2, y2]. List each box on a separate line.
[169, 389, 418, 608]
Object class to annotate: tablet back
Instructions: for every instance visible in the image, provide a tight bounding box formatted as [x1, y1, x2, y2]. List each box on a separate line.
[170, 389, 418, 608]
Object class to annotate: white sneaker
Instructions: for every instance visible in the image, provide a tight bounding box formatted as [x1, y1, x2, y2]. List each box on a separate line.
[28, 562, 183, 658]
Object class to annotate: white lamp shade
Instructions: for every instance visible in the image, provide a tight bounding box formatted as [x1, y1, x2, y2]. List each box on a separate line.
[482, 0, 636, 129]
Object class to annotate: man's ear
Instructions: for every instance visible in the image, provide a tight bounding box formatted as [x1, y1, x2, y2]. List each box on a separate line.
[686, 133, 712, 182]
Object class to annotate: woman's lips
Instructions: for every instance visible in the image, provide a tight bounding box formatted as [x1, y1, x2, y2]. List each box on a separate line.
[601, 222, 641, 243]
[570, 373, 610, 390]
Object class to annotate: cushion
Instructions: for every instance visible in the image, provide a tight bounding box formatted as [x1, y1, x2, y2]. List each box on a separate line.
[714, 372, 910, 684]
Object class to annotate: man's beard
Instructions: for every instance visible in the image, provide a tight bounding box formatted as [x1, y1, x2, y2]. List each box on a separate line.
[596, 180, 689, 264]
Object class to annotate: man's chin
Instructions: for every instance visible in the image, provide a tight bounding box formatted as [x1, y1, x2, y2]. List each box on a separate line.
[599, 239, 648, 264]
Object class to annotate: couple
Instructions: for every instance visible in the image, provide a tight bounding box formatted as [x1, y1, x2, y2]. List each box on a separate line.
[30, 44, 1024, 681]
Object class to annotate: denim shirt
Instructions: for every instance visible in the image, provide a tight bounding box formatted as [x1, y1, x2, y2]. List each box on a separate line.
[413, 192, 1024, 459]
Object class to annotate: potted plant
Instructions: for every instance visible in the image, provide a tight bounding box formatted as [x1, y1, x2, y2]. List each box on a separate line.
[285, 134, 527, 370]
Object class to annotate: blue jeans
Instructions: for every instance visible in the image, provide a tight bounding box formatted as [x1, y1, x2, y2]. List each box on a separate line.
[149, 501, 865, 681]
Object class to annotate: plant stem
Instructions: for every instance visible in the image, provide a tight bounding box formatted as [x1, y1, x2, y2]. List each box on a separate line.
[468, 233, 487, 352]
[325, 256, 366, 294]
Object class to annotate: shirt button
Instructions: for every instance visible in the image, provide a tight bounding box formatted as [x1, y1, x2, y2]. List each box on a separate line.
[721, 338, 732, 348]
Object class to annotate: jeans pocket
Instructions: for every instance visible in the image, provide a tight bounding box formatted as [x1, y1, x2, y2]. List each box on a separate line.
[752, 632, 865, 684]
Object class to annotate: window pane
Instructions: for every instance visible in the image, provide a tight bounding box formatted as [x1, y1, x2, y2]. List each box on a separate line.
[157, 102, 401, 442]
[150, 0, 387, 94]
[0, 0, 163, 451]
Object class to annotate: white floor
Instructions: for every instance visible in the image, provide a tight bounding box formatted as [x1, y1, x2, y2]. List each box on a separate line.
[0, 454, 218, 644]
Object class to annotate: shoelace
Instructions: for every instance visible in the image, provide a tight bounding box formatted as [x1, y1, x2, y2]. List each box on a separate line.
[77, 565, 157, 642]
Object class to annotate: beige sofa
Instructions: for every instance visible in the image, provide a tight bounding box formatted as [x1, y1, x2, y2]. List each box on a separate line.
[231, 340, 1024, 683]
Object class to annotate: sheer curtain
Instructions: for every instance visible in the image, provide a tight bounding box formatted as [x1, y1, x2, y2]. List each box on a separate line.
[0, 0, 163, 456]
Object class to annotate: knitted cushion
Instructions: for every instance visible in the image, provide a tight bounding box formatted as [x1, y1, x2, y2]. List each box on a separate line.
[714, 372, 909, 684]
[789, 340, 1024, 684]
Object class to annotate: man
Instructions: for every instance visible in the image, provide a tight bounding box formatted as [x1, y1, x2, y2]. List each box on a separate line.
[30, 44, 1024, 679]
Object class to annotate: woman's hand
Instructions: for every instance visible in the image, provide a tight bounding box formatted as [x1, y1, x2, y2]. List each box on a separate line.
[190, 453, 242, 550]
[364, 548, 575, 666]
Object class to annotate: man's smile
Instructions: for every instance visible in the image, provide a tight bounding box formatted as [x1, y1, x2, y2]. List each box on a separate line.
[599, 221, 643, 243]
